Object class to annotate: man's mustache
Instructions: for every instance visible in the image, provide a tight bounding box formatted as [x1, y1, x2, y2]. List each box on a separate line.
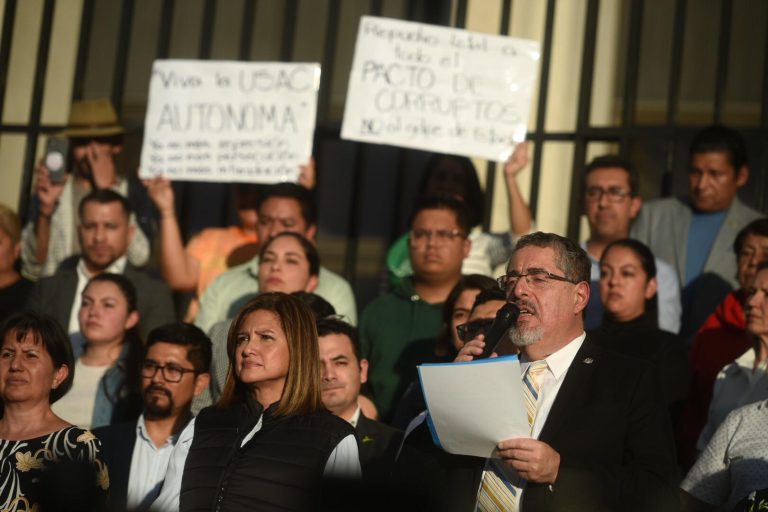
[144, 385, 172, 399]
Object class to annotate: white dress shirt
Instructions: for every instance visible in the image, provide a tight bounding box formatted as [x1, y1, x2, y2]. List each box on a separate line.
[520, 333, 586, 439]
[126, 415, 181, 511]
[151, 415, 361, 512]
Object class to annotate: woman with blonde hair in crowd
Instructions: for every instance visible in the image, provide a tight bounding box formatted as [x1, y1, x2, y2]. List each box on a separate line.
[153, 292, 360, 511]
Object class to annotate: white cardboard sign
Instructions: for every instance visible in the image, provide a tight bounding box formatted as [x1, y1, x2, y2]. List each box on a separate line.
[341, 16, 541, 162]
[139, 60, 320, 183]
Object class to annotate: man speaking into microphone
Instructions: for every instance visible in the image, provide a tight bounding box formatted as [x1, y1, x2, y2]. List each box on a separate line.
[396, 232, 679, 512]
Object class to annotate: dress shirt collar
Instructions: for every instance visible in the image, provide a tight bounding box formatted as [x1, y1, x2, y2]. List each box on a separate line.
[135, 414, 179, 450]
[76, 254, 128, 280]
[520, 332, 586, 379]
[348, 406, 362, 428]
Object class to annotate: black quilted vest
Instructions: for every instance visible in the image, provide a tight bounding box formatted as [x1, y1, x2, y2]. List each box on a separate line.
[179, 398, 354, 512]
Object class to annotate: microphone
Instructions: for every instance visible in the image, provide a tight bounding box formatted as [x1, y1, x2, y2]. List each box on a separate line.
[476, 302, 520, 359]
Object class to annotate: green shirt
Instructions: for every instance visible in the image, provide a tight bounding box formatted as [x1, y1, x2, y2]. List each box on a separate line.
[360, 278, 443, 421]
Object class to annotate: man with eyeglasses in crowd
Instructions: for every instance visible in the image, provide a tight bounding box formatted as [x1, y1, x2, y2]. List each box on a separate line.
[632, 125, 763, 338]
[94, 323, 211, 512]
[360, 195, 471, 422]
[581, 155, 681, 332]
[397, 232, 678, 511]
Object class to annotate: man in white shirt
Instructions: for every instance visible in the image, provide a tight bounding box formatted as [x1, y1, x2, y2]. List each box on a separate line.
[397, 232, 679, 511]
[93, 323, 211, 511]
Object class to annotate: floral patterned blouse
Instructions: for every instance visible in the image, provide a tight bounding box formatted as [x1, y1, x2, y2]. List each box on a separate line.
[0, 426, 108, 511]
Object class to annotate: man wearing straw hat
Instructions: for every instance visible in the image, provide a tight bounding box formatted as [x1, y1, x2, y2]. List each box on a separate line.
[21, 98, 154, 280]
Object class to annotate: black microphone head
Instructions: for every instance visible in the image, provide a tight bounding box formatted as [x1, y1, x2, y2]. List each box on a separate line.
[476, 302, 520, 359]
[497, 302, 520, 323]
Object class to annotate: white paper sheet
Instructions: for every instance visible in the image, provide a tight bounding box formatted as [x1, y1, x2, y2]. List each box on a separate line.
[418, 355, 529, 458]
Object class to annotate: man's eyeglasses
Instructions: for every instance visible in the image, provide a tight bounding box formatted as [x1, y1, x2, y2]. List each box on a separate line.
[584, 186, 631, 203]
[409, 229, 465, 246]
[456, 318, 495, 343]
[140, 360, 197, 383]
[496, 269, 577, 293]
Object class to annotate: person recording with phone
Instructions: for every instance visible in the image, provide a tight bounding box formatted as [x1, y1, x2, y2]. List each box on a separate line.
[21, 98, 155, 280]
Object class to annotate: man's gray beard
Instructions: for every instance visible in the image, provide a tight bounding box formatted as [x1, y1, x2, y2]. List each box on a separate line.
[508, 325, 544, 347]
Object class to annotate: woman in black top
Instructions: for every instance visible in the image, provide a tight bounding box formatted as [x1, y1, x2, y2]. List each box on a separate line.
[175, 292, 358, 512]
[590, 239, 688, 422]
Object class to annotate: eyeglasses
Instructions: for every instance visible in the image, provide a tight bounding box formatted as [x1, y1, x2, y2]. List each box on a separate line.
[584, 186, 631, 203]
[496, 269, 577, 293]
[409, 229, 465, 246]
[456, 318, 495, 343]
[140, 360, 197, 383]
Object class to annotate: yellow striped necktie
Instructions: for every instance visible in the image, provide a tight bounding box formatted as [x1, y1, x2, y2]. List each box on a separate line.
[477, 360, 549, 512]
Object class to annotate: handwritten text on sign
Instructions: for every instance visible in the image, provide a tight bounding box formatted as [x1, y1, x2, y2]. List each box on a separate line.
[341, 17, 540, 162]
[140, 60, 320, 183]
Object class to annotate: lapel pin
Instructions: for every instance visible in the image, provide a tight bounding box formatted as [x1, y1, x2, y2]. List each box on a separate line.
[583, 357, 594, 364]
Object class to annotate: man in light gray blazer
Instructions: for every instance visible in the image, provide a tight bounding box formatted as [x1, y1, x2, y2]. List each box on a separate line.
[632, 125, 764, 338]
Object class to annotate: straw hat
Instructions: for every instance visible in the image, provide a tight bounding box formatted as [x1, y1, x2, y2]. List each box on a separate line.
[62, 98, 124, 138]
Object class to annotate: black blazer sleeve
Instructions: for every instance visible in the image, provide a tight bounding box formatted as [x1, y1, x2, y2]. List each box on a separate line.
[526, 340, 680, 512]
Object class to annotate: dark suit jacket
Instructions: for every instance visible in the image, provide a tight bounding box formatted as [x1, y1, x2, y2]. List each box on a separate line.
[356, 412, 404, 483]
[394, 337, 680, 512]
[92, 421, 137, 512]
[27, 256, 176, 340]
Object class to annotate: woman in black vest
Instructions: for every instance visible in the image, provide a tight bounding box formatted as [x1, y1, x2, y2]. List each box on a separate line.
[153, 292, 359, 512]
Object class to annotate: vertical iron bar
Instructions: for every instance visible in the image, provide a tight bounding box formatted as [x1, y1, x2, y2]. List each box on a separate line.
[317, 0, 340, 124]
[482, 0, 513, 232]
[713, 0, 732, 124]
[111, 0, 135, 116]
[71, 0, 94, 101]
[19, 0, 56, 218]
[388, 0, 418, 253]
[529, 0, 557, 217]
[665, 0, 686, 126]
[0, 0, 18, 121]
[566, 0, 599, 241]
[239, 0, 256, 60]
[198, 0, 216, 59]
[280, 0, 298, 61]
[619, 0, 643, 157]
[663, 0, 687, 196]
[454, 0, 467, 29]
[156, 0, 174, 59]
[758, 4, 768, 211]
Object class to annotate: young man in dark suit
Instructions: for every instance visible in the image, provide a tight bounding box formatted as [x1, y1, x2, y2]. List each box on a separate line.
[94, 323, 211, 511]
[316, 317, 403, 483]
[397, 232, 679, 511]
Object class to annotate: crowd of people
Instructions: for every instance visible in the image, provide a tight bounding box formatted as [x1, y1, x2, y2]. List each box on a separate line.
[0, 97, 767, 512]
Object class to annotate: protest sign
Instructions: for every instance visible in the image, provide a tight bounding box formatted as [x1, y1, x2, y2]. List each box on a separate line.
[140, 60, 320, 183]
[341, 16, 540, 162]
